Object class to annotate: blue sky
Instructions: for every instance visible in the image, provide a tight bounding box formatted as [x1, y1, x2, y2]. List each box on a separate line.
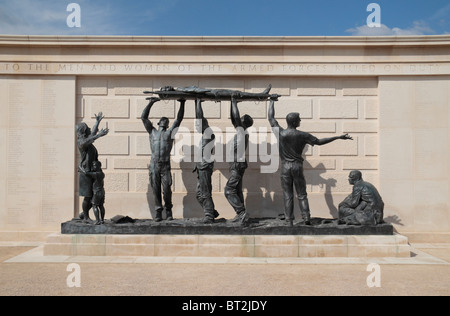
[0, 0, 449, 36]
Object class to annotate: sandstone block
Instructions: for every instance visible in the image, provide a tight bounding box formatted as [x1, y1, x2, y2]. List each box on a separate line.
[319, 99, 358, 119]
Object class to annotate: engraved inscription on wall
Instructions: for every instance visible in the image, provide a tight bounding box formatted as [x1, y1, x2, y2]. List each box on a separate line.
[0, 62, 445, 76]
[0, 77, 76, 228]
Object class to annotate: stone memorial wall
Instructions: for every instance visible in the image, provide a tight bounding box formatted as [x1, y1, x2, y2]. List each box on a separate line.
[0, 36, 449, 240]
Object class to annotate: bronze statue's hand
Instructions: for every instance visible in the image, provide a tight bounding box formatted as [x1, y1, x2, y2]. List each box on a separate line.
[148, 97, 161, 103]
[95, 112, 105, 122]
[341, 133, 353, 140]
[231, 91, 242, 102]
[270, 95, 279, 101]
[98, 128, 109, 137]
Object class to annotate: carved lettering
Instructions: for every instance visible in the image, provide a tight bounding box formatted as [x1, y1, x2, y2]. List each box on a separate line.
[0, 62, 447, 76]
[282, 64, 327, 73]
[28, 64, 50, 71]
[90, 64, 116, 72]
[202, 64, 222, 72]
[123, 64, 171, 72]
[57, 64, 84, 72]
[231, 64, 274, 73]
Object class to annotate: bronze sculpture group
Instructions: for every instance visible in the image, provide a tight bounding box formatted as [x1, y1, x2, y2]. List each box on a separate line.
[76, 113, 109, 225]
[76, 85, 385, 227]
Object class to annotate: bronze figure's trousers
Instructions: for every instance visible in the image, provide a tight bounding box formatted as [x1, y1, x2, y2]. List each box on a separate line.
[196, 165, 216, 219]
[149, 161, 173, 214]
[280, 161, 311, 222]
[224, 163, 247, 214]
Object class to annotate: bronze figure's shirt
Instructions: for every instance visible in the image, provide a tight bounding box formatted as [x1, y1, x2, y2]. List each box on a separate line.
[272, 125, 319, 163]
[196, 132, 215, 170]
[346, 180, 384, 213]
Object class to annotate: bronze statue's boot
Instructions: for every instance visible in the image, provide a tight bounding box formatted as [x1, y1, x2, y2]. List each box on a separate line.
[202, 216, 215, 224]
[299, 199, 312, 226]
[93, 207, 102, 225]
[166, 209, 174, 221]
[202, 210, 216, 224]
[236, 210, 249, 226]
[81, 198, 92, 222]
[155, 211, 163, 222]
[82, 211, 91, 223]
[231, 214, 240, 222]
[231, 210, 245, 223]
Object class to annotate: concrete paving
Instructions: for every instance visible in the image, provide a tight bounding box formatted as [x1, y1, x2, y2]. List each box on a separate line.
[0, 242, 449, 296]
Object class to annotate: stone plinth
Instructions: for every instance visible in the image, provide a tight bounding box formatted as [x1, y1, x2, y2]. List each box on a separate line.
[43, 232, 410, 258]
[61, 218, 394, 236]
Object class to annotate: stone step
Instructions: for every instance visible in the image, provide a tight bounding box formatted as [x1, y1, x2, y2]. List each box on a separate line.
[44, 233, 411, 258]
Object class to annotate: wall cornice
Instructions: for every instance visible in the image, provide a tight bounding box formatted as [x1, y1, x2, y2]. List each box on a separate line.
[1, 35, 450, 76]
[1, 35, 450, 47]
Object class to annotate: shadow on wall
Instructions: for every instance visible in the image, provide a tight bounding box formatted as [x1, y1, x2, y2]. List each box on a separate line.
[180, 144, 206, 219]
[383, 215, 404, 226]
[236, 143, 342, 220]
[144, 141, 364, 221]
[146, 169, 156, 220]
[303, 161, 338, 219]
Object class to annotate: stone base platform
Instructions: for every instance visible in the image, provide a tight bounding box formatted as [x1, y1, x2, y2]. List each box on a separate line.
[61, 218, 394, 236]
[44, 233, 411, 258]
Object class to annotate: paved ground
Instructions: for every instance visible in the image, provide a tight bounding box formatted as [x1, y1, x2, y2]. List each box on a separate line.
[0, 243, 449, 297]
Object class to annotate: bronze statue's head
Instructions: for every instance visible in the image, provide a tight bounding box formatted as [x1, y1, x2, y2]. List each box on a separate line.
[348, 170, 363, 185]
[242, 114, 254, 129]
[286, 112, 301, 128]
[76, 123, 90, 138]
[158, 117, 170, 129]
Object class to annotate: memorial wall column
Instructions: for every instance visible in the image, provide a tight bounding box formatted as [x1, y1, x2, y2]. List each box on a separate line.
[0, 76, 76, 230]
[379, 76, 450, 233]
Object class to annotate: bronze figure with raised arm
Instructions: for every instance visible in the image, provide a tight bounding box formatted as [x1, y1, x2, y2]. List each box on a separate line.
[194, 98, 219, 223]
[268, 97, 353, 226]
[76, 112, 109, 222]
[141, 97, 185, 222]
[225, 96, 254, 225]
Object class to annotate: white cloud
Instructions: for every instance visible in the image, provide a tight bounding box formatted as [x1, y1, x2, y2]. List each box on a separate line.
[430, 3, 450, 21]
[0, 0, 67, 35]
[346, 20, 435, 36]
[0, 0, 182, 36]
